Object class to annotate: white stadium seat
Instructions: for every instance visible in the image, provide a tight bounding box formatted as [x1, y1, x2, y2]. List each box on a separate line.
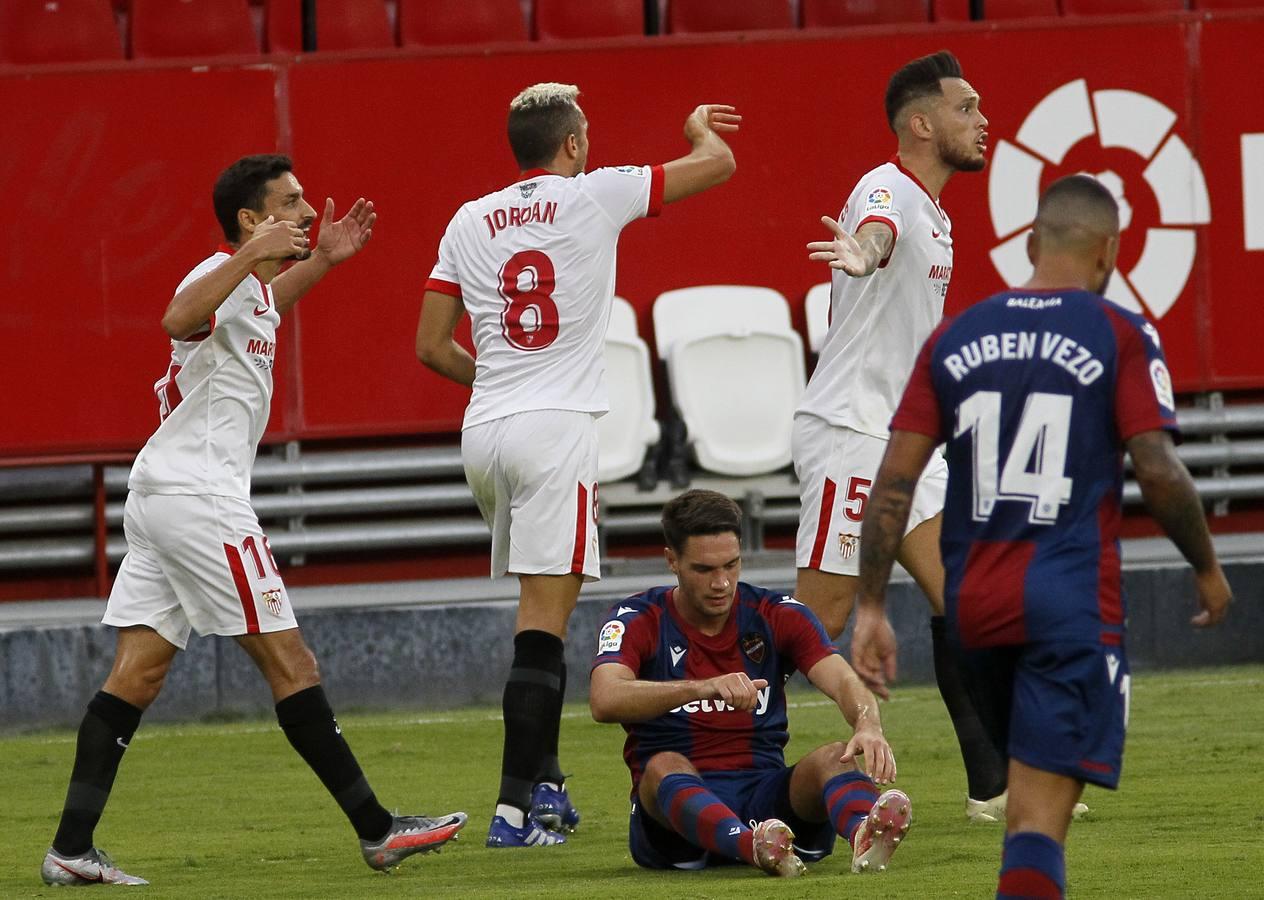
[652, 286, 806, 476]
[596, 297, 661, 482]
[804, 282, 831, 354]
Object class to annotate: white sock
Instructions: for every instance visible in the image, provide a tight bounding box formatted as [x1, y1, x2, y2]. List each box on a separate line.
[496, 804, 526, 828]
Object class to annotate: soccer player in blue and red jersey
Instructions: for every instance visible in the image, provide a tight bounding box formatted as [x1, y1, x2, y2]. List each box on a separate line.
[590, 489, 911, 878]
[852, 174, 1231, 899]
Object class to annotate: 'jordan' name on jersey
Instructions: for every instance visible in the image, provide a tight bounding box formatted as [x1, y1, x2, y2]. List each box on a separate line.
[482, 199, 559, 239]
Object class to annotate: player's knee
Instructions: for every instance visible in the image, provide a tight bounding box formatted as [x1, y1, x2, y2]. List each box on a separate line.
[107, 662, 169, 709]
[642, 751, 694, 785]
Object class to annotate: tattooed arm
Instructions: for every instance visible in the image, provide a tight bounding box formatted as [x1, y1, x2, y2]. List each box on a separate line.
[1127, 429, 1231, 626]
[851, 429, 939, 697]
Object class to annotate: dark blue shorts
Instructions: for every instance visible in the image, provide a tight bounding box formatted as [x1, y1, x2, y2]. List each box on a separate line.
[957, 640, 1129, 789]
[628, 766, 838, 870]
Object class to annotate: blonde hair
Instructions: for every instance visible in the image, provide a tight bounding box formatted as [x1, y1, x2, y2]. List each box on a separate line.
[510, 82, 580, 112]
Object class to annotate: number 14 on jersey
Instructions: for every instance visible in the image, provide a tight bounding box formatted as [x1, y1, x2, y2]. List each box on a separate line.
[955, 390, 1074, 525]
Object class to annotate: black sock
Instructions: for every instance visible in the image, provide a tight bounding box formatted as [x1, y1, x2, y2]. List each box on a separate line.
[538, 662, 567, 786]
[52, 691, 143, 857]
[275, 685, 392, 842]
[499, 630, 565, 813]
[931, 616, 1008, 800]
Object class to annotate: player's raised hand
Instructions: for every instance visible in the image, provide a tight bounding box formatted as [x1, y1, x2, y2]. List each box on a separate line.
[850, 602, 898, 700]
[807, 216, 868, 277]
[313, 197, 377, 266]
[1191, 567, 1232, 627]
[840, 725, 897, 784]
[246, 215, 309, 261]
[684, 104, 742, 143]
[704, 672, 769, 711]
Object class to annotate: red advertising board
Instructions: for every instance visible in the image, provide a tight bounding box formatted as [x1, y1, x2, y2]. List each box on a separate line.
[1, 12, 1261, 456]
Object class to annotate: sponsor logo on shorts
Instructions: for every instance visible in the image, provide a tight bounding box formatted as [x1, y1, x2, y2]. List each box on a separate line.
[599, 620, 625, 653]
[261, 588, 284, 616]
[838, 533, 859, 560]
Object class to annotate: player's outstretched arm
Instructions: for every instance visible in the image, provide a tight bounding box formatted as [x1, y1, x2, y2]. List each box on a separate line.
[590, 664, 767, 724]
[806, 217, 895, 278]
[162, 216, 305, 340]
[805, 654, 896, 784]
[1127, 429, 1232, 626]
[853, 429, 937, 697]
[272, 197, 376, 314]
[415, 291, 475, 388]
[660, 104, 741, 205]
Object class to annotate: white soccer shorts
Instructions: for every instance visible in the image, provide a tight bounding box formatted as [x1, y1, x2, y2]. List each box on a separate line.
[104, 492, 298, 649]
[462, 409, 601, 581]
[792, 414, 947, 576]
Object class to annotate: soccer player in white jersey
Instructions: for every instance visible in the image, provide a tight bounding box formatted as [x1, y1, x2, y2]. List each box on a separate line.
[416, 83, 740, 848]
[795, 51, 1018, 822]
[42, 155, 466, 887]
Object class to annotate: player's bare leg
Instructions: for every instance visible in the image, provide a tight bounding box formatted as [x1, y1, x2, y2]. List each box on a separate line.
[237, 627, 467, 868]
[996, 759, 1082, 898]
[795, 568, 858, 640]
[44, 626, 178, 885]
[487, 573, 581, 846]
[640, 752, 803, 876]
[900, 515, 1010, 815]
[788, 742, 911, 873]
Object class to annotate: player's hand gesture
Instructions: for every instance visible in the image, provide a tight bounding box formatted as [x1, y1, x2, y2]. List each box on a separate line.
[246, 215, 309, 261]
[1191, 567, 1231, 627]
[704, 672, 769, 712]
[851, 601, 898, 700]
[313, 197, 377, 267]
[840, 724, 897, 784]
[808, 216, 867, 277]
[684, 104, 742, 143]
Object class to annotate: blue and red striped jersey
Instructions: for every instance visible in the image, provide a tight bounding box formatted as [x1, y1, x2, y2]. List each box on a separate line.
[591, 583, 838, 787]
[892, 289, 1178, 649]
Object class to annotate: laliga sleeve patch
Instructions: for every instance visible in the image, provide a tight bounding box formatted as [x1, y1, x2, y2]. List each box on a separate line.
[1149, 359, 1175, 412]
[864, 187, 894, 213]
[598, 620, 626, 653]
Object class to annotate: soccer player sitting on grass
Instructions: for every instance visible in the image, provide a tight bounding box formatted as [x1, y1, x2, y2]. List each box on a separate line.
[589, 489, 911, 878]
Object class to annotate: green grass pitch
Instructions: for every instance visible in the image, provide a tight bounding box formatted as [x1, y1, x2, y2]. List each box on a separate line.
[2, 665, 1261, 898]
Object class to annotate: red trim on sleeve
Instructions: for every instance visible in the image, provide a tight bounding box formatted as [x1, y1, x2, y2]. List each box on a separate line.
[571, 482, 589, 574]
[425, 277, 463, 299]
[890, 318, 952, 440]
[808, 478, 837, 570]
[854, 214, 897, 268]
[224, 543, 261, 635]
[647, 165, 665, 218]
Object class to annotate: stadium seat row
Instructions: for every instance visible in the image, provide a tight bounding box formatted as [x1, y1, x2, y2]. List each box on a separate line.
[600, 286, 821, 483]
[3, 0, 1259, 66]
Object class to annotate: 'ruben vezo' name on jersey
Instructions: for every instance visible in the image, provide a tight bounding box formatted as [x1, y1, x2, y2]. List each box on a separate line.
[941, 328, 1106, 385]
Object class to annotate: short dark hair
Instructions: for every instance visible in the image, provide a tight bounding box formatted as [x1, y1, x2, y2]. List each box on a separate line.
[1034, 174, 1120, 245]
[213, 154, 293, 243]
[507, 83, 584, 170]
[884, 50, 964, 132]
[661, 489, 742, 554]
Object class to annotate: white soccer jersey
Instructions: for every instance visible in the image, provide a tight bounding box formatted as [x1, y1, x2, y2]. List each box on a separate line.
[128, 247, 280, 500]
[796, 160, 954, 437]
[426, 165, 664, 430]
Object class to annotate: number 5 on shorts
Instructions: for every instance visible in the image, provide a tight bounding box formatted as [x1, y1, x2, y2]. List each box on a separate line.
[843, 476, 872, 522]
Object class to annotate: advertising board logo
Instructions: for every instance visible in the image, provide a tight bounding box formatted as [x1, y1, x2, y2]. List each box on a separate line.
[988, 79, 1210, 320]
